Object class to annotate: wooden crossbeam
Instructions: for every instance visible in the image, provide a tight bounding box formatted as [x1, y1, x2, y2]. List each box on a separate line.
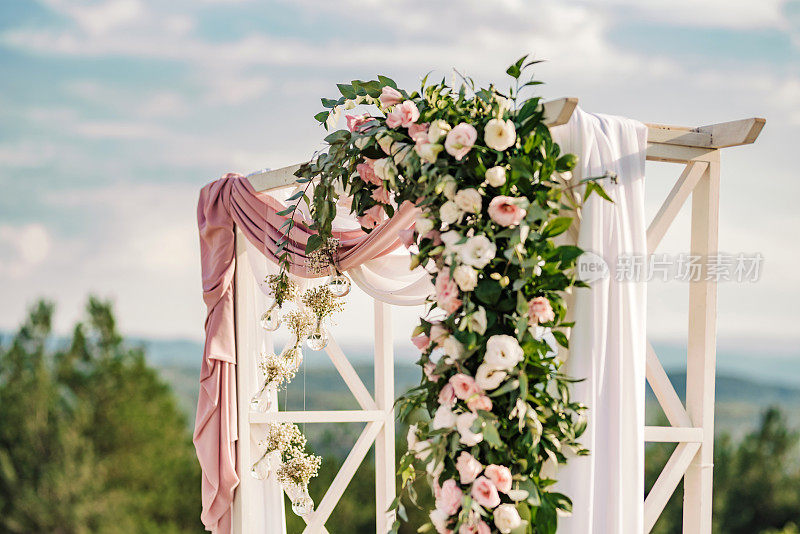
[325, 337, 378, 411]
[302, 421, 384, 533]
[250, 410, 385, 424]
[645, 426, 703, 443]
[646, 162, 708, 253]
[644, 442, 702, 533]
[646, 342, 693, 428]
[647, 118, 765, 149]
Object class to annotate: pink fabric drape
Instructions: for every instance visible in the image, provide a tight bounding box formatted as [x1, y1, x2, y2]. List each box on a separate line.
[194, 173, 418, 533]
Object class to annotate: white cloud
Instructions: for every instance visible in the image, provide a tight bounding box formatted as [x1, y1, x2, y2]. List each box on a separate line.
[43, 0, 146, 35]
[0, 224, 52, 278]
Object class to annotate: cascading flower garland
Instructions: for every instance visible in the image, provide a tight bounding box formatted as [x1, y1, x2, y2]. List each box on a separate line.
[272, 56, 612, 533]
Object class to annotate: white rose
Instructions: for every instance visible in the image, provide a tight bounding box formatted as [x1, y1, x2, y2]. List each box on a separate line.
[442, 335, 465, 360]
[484, 334, 524, 371]
[441, 175, 457, 199]
[454, 188, 482, 214]
[428, 120, 451, 143]
[467, 306, 487, 335]
[485, 166, 507, 187]
[439, 200, 463, 225]
[326, 106, 341, 130]
[494, 504, 523, 534]
[415, 215, 435, 236]
[458, 235, 496, 269]
[373, 158, 397, 181]
[432, 405, 456, 430]
[453, 265, 477, 292]
[475, 363, 507, 390]
[416, 143, 443, 163]
[484, 118, 517, 151]
[456, 412, 483, 446]
[495, 96, 511, 117]
[440, 230, 463, 254]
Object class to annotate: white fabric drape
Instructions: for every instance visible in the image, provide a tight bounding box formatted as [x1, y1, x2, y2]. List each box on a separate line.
[550, 109, 648, 534]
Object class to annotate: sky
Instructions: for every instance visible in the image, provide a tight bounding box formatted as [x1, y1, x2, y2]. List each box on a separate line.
[0, 0, 799, 353]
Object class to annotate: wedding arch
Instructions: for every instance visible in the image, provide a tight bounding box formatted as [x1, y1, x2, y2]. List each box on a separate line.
[195, 87, 764, 533]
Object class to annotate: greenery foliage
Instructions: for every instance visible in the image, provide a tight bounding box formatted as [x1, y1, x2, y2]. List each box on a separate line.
[0, 298, 202, 534]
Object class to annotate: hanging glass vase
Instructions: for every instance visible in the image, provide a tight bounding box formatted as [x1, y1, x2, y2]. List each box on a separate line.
[250, 449, 282, 480]
[284, 481, 314, 516]
[305, 319, 328, 351]
[249, 380, 278, 412]
[281, 341, 303, 369]
[260, 304, 281, 331]
[327, 273, 351, 298]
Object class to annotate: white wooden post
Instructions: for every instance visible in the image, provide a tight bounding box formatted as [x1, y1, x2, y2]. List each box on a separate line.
[682, 153, 720, 533]
[374, 300, 396, 533]
[233, 229, 286, 534]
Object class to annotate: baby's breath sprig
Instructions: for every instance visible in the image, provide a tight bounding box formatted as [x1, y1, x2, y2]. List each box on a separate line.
[284, 309, 315, 342]
[277, 448, 323, 486]
[258, 351, 298, 385]
[265, 273, 298, 307]
[307, 237, 341, 274]
[259, 422, 306, 455]
[301, 286, 345, 323]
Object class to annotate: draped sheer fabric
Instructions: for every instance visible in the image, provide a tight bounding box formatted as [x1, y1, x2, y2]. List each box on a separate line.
[195, 175, 429, 533]
[551, 109, 648, 534]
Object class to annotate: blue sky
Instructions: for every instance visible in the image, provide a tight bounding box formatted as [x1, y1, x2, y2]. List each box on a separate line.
[0, 0, 798, 352]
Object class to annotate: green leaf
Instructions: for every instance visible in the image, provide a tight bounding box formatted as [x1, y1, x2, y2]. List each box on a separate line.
[305, 234, 324, 254]
[542, 217, 573, 238]
[555, 153, 577, 172]
[475, 279, 502, 305]
[313, 111, 330, 124]
[483, 422, 502, 448]
[506, 54, 528, 79]
[378, 75, 397, 89]
[336, 83, 357, 99]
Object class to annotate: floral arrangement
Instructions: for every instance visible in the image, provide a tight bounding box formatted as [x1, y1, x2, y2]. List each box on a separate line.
[273, 56, 611, 533]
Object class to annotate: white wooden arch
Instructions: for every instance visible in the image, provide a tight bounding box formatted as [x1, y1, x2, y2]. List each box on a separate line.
[228, 99, 764, 534]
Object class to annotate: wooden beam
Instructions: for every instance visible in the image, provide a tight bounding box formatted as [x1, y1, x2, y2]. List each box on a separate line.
[542, 97, 578, 127]
[249, 410, 385, 424]
[646, 162, 708, 254]
[646, 117, 765, 149]
[645, 426, 703, 443]
[645, 442, 702, 533]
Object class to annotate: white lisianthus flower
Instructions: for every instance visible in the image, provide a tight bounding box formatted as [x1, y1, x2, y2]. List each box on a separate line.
[439, 201, 463, 225]
[442, 335, 465, 360]
[458, 235, 496, 268]
[484, 118, 517, 151]
[413, 439, 432, 461]
[432, 405, 456, 430]
[415, 215, 435, 236]
[456, 412, 483, 446]
[507, 489, 529, 502]
[452, 265, 478, 291]
[373, 158, 397, 181]
[454, 188, 482, 213]
[354, 136, 370, 150]
[376, 132, 396, 155]
[494, 504, 523, 533]
[484, 334, 524, 370]
[430, 510, 449, 534]
[393, 144, 413, 166]
[467, 306, 488, 335]
[428, 119, 452, 143]
[440, 230, 463, 254]
[475, 363, 507, 390]
[441, 175, 458, 199]
[485, 166, 507, 187]
[416, 142, 443, 163]
[495, 95, 511, 117]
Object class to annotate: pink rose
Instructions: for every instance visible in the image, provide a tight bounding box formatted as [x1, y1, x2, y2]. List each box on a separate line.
[380, 86, 403, 106]
[484, 464, 513, 494]
[398, 229, 415, 248]
[471, 476, 501, 509]
[408, 122, 430, 144]
[444, 123, 477, 161]
[386, 108, 403, 129]
[456, 452, 483, 484]
[488, 196, 525, 227]
[346, 114, 371, 132]
[450, 373, 480, 400]
[424, 362, 441, 382]
[467, 395, 493, 413]
[425, 230, 443, 246]
[435, 271, 462, 315]
[438, 383, 456, 407]
[528, 296, 555, 324]
[411, 333, 430, 351]
[459, 521, 491, 534]
[371, 186, 391, 204]
[430, 322, 449, 346]
[356, 160, 382, 186]
[435, 479, 463, 516]
[396, 100, 420, 127]
[357, 204, 385, 229]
